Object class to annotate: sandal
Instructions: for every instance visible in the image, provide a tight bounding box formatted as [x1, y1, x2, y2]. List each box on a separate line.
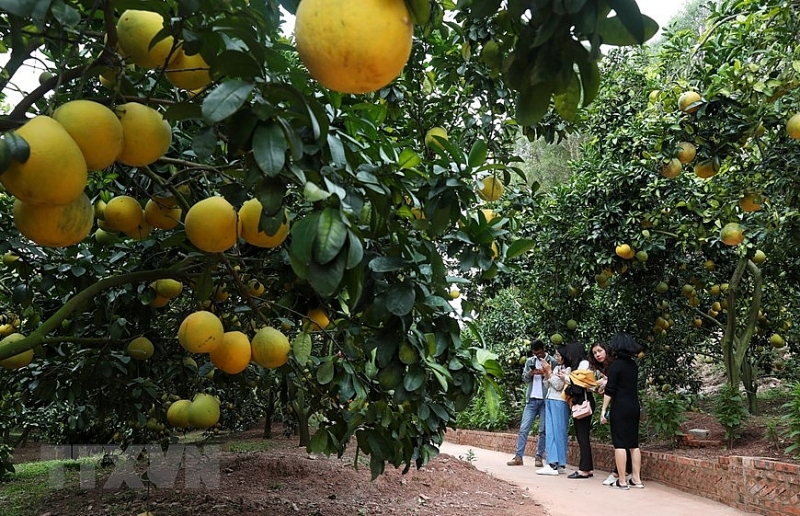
[629, 481, 645, 489]
[611, 479, 630, 490]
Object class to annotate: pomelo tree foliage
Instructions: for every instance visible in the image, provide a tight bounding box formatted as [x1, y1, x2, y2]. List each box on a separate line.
[485, 0, 800, 413]
[0, 0, 657, 478]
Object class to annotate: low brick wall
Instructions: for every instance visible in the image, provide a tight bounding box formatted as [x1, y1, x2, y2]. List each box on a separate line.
[445, 429, 799, 516]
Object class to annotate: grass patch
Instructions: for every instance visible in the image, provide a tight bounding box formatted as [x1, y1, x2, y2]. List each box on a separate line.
[0, 458, 95, 516]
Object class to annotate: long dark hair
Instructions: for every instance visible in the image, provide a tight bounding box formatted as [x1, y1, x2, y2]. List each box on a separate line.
[609, 332, 643, 359]
[589, 342, 611, 374]
[559, 342, 587, 370]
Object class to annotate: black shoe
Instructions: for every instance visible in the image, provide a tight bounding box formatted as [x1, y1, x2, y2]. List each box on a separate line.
[567, 471, 593, 479]
[611, 479, 630, 490]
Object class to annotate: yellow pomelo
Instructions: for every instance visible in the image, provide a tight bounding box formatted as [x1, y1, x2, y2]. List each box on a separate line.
[184, 196, 241, 253]
[251, 326, 290, 369]
[13, 193, 93, 247]
[660, 158, 682, 178]
[678, 91, 701, 113]
[144, 198, 182, 230]
[615, 243, 635, 260]
[0, 116, 87, 206]
[166, 399, 192, 428]
[53, 100, 124, 171]
[210, 331, 252, 374]
[477, 176, 504, 201]
[306, 307, 330, 331]
[720, 222, 745, 246]
[165, 46, 212, 90]
[115, 102, 172, 167]
[739, 192, 763, 212]
[178, 310, 224, 354]
[0, 333, 33, 369]
[148, 294, 170, 308]
[787, 113, 800, 139]
[675, 141, 697, 164]
[239, 199, 290, 248]
[187, 393, 220, 428]
[123, 217, 152, 240]
[127, 336, 154, 360]
[752, 249, 766, 264]
[247, 279, 265, 297]
[294, 0, 413, 94]
[116, 9, 176, 69]
[694, 160, 719, 179]
[155, 278, 183, 299]
[424, 127, 448, 149]
[770, 334, 785, 348]
[103, 195, 143, 233]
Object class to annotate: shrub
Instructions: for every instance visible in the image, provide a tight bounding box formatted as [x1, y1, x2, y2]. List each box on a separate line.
[714, 384, 749, 448]
[642, 392, 687, 445]
[456, 387, 511, 431]
[781, 382, 800, 459]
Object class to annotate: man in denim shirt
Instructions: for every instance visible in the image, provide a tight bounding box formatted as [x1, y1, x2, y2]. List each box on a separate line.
[507, 339, 556, 467]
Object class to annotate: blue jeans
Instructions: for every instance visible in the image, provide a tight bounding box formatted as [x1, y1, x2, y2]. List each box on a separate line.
[514, 397, 546, 458]
[544, 399, 570, 467]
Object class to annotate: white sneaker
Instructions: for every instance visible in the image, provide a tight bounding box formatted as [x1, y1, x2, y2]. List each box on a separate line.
[536, 464, 559, 476]
[602, 474, 619, 485]
[558, 467, 566, 474]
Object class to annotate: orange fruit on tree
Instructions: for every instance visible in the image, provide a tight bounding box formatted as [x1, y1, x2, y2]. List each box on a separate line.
[615, 243, 635, 260]
[148, 294, 170, 308]
[424, 127, 448, 149]
[13, 193, 93, 247]
[675, 141, 697, 164]
[739, 192, 763, 212]
[0, 333, 33, 369]
[786, 113, 800, 139]
[187, 393, 220, 428]
[694, 160, 719, 179]
[294, 0, 413, 94]
[720, 222, 745, 246]
[123, 217, 152, 240]
[127, 336, 154, 360]
[177, 310, 224, 354]
[239, 199, 290, 248]
[53, 100, 124, 171]
[165, 46, 212, 90]
[144, 198, 182, 230]
[477, 176, 505, 201]
[678, 91, 702, 113]
[115, 102, 172, 167]
[0, 115, 87, 206]
[660, 158, 682, 178]
[306, 307, 330, 331]
[184, 196, 241, 253]
[166, 399, 192, 428]
[154, 278, 183, 299]
[210, 331, 252, 374]
[116, 9, 177, 69]
[251, 326, 290, 369]
[103, 195, 144, 233]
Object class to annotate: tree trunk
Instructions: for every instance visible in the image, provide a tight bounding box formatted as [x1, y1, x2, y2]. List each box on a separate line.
[263, 386, 276, 439]
[741, 359, 759, 414]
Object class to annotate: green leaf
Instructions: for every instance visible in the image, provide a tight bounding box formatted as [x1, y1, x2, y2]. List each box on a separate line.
[308, 428, 330, 454]
[327, 133, 346, 167]
[385, 282, 415, 316]
[345, 231, 364, 269]
[4, 131, 30, 163]
[515, 82, 554, 126]
[481, 377, 502, 419]
[252, 123, 287, 177]
[575, 50, 601, 107]
[403, 364, 426, 392]
[554, 72, 581, 122]
[467, 0, 502, 18]
[289, 213, 319, 279]
[292, 331, 311, 368]
[191, 127, 217, 159]
[606, 0, 645, 41]
[316, 360, 335, 385]
[405, 0, 431, 24]
[314, 208, 348, 265]
[368, 256, 409, 272]
[467, 139, 488, 168]
[1, 0, 52, 19]
[308, 249, 346, 298]
[506, 238, 535, 258]
[398, 148, 422, 169]
[201, 80, 254, 123]
[598, 14, 659, 46]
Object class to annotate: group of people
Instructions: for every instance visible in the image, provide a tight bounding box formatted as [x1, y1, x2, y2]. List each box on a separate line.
[506, 333, 644, 490]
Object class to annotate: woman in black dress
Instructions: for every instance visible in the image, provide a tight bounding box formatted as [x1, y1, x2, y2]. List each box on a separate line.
[599, 333, 643, 489]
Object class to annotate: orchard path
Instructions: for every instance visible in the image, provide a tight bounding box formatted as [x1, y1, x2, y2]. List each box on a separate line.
[440, 441, 755, 516]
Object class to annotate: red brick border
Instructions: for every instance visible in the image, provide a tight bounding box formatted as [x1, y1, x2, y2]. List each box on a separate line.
[445, 429, 799, 516]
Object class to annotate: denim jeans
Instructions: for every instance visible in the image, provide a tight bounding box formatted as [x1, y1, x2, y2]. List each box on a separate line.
[514, 397, 546, 458]
[544, 399, 570, 467]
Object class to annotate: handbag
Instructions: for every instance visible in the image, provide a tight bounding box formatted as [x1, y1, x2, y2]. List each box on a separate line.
[571, 392, 593, 419]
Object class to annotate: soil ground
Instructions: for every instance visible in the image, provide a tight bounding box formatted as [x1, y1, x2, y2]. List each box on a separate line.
[5, 392, 796, 516]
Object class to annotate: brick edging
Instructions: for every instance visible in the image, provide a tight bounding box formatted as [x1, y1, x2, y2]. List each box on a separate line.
[445, 429, 799, 516]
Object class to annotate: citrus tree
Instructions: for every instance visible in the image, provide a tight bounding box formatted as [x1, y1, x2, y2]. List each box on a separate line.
[479, 0, 800, 414]
[0, 0, 659, 478]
